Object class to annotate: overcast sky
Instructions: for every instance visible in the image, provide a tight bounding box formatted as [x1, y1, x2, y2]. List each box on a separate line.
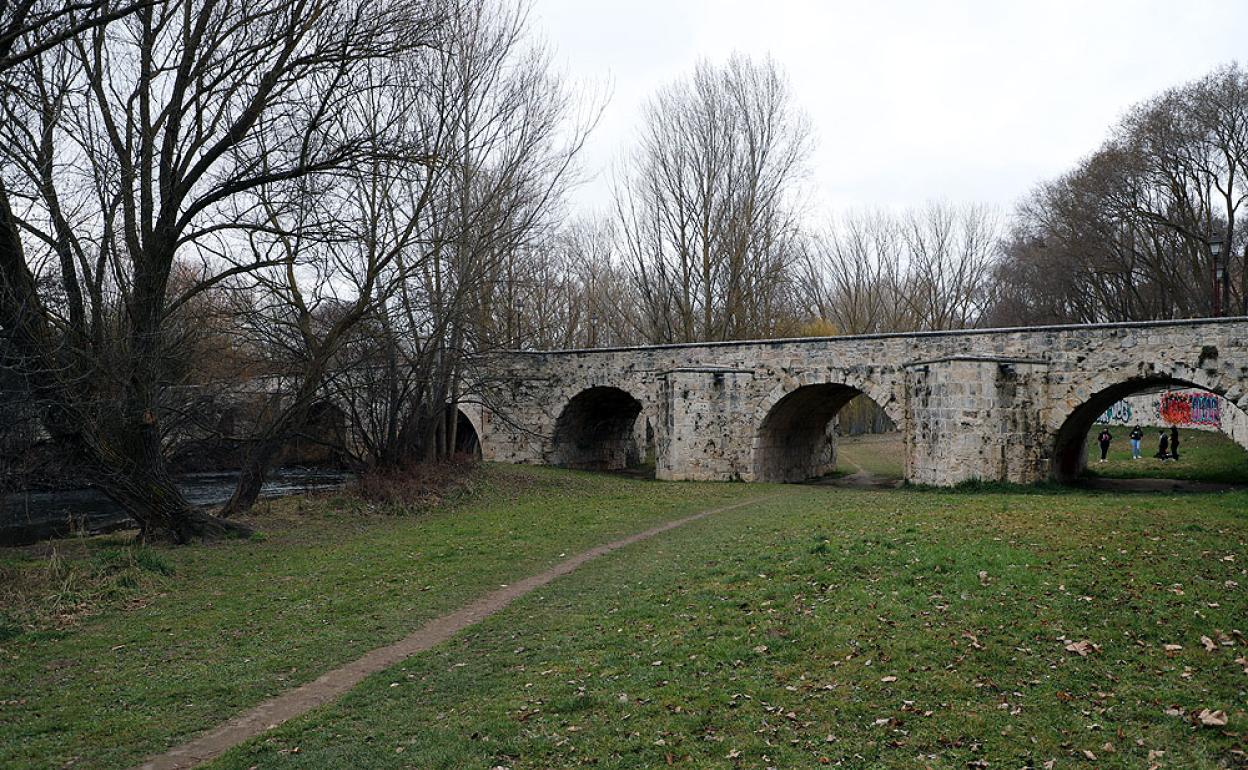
[530, 0, 1247, 218]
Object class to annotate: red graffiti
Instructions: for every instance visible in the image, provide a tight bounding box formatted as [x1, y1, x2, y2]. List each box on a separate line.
[1158, 391, 1221, 427]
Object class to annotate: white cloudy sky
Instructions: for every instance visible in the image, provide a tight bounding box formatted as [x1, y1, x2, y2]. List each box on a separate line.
[529, 0, 1247, 218]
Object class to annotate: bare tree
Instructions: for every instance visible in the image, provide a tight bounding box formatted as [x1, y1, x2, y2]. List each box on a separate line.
[0, 0, 440, 540]
[614, 54, 812, 344]
[800, 203, 1001, 334]
[332, 0, 599, 471]
[987, 62, 1248, 324]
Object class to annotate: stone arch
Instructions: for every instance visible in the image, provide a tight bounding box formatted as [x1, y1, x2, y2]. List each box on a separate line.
[752, 374, 903, 483]
[551, 386, 645, 470]
[453, 407, 483, 458]
[1048, 361, 1248, 483]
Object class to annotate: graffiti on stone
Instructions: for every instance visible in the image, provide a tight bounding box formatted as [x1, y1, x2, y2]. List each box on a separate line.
[1159, 391, 1220, 426]
[1097, 390, 1222, 428]
[1096, 401, 1133, 425]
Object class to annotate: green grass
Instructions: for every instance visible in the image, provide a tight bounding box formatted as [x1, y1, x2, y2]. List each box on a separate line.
[0, 465, 749, 770]
[835, 433, 905, 479]
[4, 466, 1247, 769]
[207, 482, 1248, 770]
[1085, 427, 1248, 484]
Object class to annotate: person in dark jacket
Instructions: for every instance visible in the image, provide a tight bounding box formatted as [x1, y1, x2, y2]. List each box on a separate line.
[1097, 428, 1113, 463]
[1170, 425, 1180, 461]
[1129, 426, 1144, 459]
[1156, 430, 1170, 459]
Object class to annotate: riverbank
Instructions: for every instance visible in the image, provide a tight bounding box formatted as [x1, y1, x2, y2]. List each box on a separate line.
[0, 468, 349, 546]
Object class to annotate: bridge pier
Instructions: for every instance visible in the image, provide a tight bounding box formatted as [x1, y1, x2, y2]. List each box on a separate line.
[657, 367, 756, 481]
[905, 356, 1051, 486]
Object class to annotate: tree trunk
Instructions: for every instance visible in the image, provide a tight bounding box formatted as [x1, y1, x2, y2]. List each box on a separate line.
[93, 442, 252, 543]
[4, 185, 245, 542]
[219, 436, 284, 517]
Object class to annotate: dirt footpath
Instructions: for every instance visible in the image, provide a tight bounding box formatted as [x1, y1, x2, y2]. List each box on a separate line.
[133, 493, 777, 770]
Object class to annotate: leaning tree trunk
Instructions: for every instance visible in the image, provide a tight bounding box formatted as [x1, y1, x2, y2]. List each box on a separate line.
[219, 435, 285, 518]
[86, 406, 254, 542]
[220, 385, 322, 517]
[3, 186, 247, 542]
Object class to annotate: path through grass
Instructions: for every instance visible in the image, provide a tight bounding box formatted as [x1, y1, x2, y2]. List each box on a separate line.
[0, 466, 751, 770]
[211, 484, 1248, 769]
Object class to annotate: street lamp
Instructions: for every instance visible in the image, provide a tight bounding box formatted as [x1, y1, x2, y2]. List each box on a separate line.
[1210, 235, 1225, 317]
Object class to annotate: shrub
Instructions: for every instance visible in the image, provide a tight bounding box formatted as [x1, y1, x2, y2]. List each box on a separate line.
[354, 455, 478, 508]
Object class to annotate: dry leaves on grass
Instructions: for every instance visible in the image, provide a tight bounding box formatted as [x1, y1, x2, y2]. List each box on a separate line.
[1064, 639, 1100, 656]
[1195, 708, 1228, 727]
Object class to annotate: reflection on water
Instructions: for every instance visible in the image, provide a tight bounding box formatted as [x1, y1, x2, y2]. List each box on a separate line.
[1, 468, 349, 546]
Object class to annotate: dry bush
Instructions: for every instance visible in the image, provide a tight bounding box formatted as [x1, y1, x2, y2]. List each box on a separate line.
[353, 455, 479, 508]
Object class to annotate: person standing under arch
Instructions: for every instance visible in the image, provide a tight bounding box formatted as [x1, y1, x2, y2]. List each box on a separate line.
[1129, 425, 1143, 459]
[1097, 427, 1113, 463]
[1170, 425, 1180, 461]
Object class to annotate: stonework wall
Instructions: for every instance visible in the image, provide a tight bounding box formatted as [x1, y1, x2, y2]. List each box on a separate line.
[466, 318, 1248, 487]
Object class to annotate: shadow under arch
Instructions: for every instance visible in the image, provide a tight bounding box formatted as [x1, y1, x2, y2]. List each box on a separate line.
[1051, 374, 1245, 483]
[453, 408, 482, 459]
[551, 386, 644, 470]
[753, 383, 897, 483]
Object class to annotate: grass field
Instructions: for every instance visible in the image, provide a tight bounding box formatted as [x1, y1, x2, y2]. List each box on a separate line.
[1084, 428, 1248, 484]
[0, 467, 748, 770]
[836, 433, 906, 479]
[835, 428, 1248, 486]
[3, 466, 1247, 769]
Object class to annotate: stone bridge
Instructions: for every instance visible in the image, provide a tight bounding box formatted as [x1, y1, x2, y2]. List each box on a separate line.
[462, 318, 1248, 486]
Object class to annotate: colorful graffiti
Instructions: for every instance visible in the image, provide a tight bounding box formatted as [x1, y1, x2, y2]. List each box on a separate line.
[1096, 390, 1223, 428]
[1159, 391, 1221, 426]
[1096, 401, 1133, 424]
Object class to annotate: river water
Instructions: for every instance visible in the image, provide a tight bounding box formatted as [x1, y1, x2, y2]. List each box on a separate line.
[0, 469, 349, 546]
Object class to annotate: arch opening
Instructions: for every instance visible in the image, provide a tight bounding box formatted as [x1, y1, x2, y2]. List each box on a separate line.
[754, 384, 898, 483]
[551, 387, 644, 471]
[1052, 376, 1248, 485]
[453, 409, 482, 459]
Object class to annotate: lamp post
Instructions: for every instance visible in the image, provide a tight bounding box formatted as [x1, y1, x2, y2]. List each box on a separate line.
[1210, 236, 1225, 317]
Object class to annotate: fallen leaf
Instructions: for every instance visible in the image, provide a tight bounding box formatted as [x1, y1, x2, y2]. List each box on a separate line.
[1201, 635, 1218, 653]
[1064, 640, 1100, 656]
[880, 675, 898, 683]
[1196, 708, 1228, 726]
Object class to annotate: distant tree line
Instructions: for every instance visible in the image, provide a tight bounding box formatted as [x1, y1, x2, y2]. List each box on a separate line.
[500, 61, 1248, 349]
[988, 64, 1248, 324]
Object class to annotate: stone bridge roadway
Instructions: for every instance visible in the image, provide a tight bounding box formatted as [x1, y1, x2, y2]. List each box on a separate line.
[462, 318, 1248, 486]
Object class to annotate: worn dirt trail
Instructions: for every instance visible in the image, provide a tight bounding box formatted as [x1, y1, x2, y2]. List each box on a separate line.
[133, 493, 777, 770]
